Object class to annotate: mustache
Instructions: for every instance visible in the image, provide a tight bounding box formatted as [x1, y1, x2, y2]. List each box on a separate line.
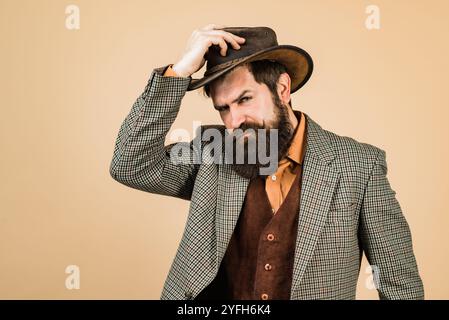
[227, 120, 268, 139]
[239, 120, 265, 131]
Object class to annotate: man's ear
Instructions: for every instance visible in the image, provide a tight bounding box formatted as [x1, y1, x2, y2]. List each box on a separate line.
[277, 73, 291, 105]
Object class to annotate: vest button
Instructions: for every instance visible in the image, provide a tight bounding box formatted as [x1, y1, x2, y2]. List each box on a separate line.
[271, 175, 277, 181]
[264, 263, 272, 271]
[267, 233, 275, 241]
[261, 293, 269, 300]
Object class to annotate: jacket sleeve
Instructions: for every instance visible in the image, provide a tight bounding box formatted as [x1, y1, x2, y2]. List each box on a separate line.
[359, 148, 424, 299]
[109, 65, 199, 200]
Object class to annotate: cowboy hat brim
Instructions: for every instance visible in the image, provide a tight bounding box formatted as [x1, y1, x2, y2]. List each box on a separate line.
[187, 45, 313, 93]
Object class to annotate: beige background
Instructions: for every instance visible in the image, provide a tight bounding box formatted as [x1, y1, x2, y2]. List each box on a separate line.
[1, 0, 448, 299]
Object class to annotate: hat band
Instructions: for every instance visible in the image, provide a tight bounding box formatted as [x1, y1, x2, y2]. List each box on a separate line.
[204, 56, 248, 76]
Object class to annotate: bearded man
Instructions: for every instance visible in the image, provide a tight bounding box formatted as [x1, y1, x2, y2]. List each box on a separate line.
[110, 25, 423, 300]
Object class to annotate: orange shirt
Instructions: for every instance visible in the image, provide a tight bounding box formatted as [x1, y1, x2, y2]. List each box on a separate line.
[264, 112, 306, 214]
[163, 65, 306, 214]
[163, 64, 179, 77]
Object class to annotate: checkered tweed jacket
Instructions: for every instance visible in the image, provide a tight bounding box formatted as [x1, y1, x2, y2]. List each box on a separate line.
[110, 65, 424, 300]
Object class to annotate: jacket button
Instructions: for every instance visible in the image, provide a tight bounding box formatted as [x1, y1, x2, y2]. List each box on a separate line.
[261, 293, 269, 300]
[185, 292, 193, 300]
[264, 263, 272, 271]
[267, 233, 275, 241]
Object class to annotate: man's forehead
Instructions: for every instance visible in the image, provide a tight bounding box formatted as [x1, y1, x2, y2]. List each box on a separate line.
[211, 67, 257, 103]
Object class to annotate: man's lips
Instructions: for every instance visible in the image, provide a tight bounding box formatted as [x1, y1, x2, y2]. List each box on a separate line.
[233, 130, 256, 142]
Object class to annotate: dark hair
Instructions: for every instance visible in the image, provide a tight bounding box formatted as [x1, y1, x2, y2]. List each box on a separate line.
[202, 59, 292, 107]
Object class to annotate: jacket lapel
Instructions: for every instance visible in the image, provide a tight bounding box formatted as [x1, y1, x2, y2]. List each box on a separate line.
[215, 164, 249, 265]
[290, 114, 340, 295]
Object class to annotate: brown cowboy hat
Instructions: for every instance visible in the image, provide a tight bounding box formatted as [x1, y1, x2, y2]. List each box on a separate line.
[187, 26, 313, 93]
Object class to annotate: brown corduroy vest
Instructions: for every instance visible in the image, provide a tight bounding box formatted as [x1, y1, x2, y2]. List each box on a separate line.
[196, 165, 302, 300]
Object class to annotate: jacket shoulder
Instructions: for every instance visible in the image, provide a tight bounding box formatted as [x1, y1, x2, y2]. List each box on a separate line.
[321, 126, 385, 167]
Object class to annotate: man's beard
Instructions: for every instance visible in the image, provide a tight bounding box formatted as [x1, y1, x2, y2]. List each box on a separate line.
[224, 97, 295, 180]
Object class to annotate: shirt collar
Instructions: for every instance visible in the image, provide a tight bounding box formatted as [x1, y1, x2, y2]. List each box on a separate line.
[285, 110, 306, 165]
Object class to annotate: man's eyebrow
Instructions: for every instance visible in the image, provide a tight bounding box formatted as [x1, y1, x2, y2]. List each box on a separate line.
[214, 90, 252, 110]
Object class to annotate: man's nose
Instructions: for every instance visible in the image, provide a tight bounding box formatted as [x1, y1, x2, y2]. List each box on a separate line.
[229, 107, 245, 130]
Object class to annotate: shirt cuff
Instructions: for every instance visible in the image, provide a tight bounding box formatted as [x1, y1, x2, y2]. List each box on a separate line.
[163, 64, 179, 77]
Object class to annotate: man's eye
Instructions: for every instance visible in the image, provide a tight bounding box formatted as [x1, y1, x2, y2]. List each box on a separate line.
[240, 97, 251, 103]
